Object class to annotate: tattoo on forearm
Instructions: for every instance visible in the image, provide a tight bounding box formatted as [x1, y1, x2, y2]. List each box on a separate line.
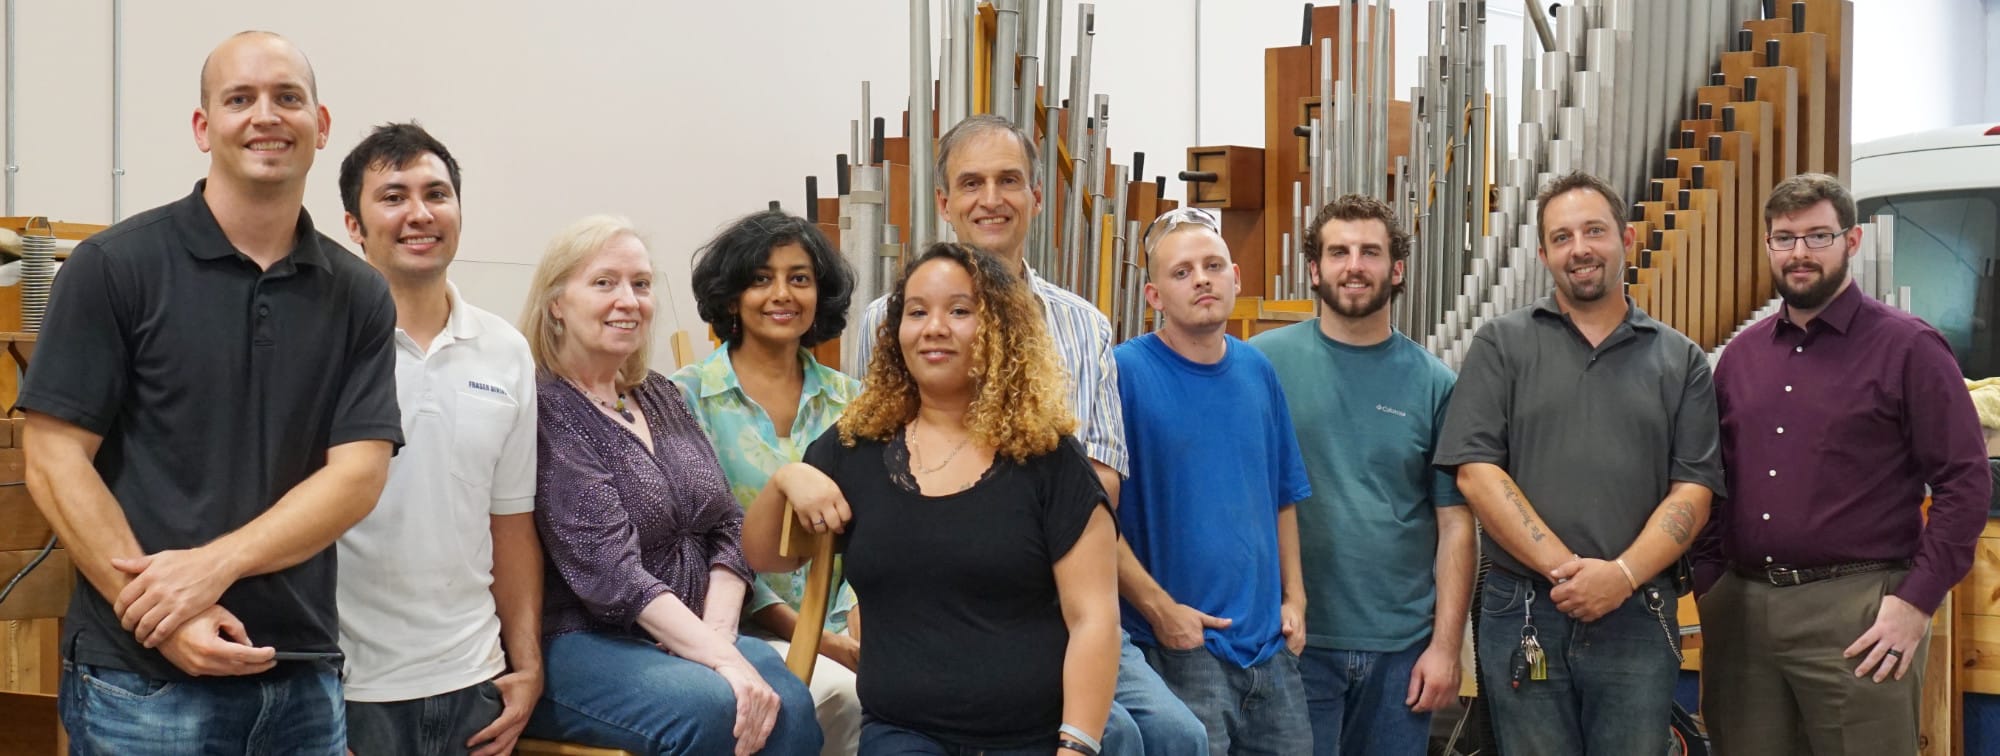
[1660, 500, 1695, 545]
[1502, 480, 1546, 542]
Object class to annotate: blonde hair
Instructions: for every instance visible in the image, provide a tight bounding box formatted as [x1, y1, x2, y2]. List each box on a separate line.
[519, 214, 653, 392]
[1968, 378, 2000, 431]
[838, 243, 1077, 462]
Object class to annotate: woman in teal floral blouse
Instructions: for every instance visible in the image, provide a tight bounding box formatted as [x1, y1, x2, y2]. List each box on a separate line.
[672, 209, 864, 756]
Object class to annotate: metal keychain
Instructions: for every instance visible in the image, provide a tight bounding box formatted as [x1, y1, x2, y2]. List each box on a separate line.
[1645, 586, 1684, 664]
[1520, 587, 1547, 682]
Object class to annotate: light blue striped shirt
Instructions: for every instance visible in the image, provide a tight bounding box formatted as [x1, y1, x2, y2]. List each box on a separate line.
[848, 265, 1129, 477]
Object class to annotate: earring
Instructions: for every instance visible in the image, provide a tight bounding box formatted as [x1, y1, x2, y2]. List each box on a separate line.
[554, 319, 565, 335]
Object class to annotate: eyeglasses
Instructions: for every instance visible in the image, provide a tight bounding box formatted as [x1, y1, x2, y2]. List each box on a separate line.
[1141, 206, 1221, 254]
[1765, 227, 1852, 251]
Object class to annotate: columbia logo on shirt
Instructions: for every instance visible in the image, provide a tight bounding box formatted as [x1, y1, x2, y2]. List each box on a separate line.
[1375, 404, 1409, 417]
[467, 380, 509, 398]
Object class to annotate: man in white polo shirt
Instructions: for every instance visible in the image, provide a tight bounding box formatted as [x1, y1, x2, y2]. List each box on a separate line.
[334, 123, 543, 756]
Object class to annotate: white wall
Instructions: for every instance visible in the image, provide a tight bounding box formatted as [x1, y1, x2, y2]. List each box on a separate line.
[0, 0, 1193, 366]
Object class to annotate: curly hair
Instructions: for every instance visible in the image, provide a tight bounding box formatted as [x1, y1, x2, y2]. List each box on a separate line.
[837, 243, 1077, 462]
[688, 209, 853, 348]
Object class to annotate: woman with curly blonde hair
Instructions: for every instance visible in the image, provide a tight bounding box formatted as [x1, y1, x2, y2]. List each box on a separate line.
[743, 243, 1120, 756]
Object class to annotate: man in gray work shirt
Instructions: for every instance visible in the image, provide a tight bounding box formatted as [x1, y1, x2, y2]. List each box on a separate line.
[1433, 171, 1724, 755]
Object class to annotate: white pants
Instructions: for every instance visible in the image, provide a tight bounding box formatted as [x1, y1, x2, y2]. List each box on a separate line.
[762, 636, 862, 756]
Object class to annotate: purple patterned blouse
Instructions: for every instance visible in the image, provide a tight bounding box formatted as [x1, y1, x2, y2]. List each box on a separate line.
[535, 370, 752, 639]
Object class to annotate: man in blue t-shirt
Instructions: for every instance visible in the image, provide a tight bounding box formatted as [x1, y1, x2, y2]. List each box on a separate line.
[1116, 208, 1313, 755]
[1249, 195, 1472, 756]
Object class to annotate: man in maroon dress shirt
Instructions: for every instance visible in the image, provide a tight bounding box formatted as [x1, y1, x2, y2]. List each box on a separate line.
[1694, 172, 1990, 755]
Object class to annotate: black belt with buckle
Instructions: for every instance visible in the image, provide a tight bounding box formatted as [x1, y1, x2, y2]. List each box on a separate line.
[1733, 559, 1911, 587]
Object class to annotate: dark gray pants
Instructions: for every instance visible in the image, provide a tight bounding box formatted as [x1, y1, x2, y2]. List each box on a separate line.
[346, 680, 503, 756]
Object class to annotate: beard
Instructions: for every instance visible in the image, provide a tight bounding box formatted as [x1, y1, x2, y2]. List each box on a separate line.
[1555, 256, 1615, 303]
[1773, 252, 1850, 311]
[1315, 275, 1394, 319]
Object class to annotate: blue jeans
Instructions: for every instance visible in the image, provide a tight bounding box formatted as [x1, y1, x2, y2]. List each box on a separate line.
[346, 678, 504, 756]
[1298, 641, 1432, 756]
[1102, 631, 1208, 756]
[524, 631, 822, 755]
[1475, 568, 1679, 756]
[857, 715, 1053, 755]
[60, 659, 345, 755]
[1140, 643, 1311, 756]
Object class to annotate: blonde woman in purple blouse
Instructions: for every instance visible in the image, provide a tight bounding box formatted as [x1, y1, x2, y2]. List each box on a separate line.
[515, 215, 820, 756]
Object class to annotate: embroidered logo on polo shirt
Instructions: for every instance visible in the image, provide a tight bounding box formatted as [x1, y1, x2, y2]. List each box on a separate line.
[467, 380, 509, 398]
[1375, 404, 1409, 417]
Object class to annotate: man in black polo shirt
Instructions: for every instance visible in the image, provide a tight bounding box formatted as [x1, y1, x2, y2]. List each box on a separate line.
[1434, 171, 1723, 755]
[20, 31, 399, 752]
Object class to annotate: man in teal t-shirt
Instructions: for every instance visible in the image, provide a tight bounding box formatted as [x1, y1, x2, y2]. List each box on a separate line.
[1248, 195, 1472, 756]
[1117, 208, 1313, 755]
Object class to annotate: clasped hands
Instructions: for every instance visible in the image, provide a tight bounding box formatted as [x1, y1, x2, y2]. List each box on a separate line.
[1547, 556, 1635, 623]
[109, 546, 274, 676]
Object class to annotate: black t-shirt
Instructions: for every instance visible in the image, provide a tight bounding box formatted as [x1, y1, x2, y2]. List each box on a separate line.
[19, 180, 402, 680]
[804, 428, 1106, 748]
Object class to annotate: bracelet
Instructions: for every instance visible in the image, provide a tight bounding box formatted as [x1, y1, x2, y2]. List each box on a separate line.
[1058, 724, 1102, 756]
[1615, 557, 1640, 591]
[1057, 740, 1100, 756]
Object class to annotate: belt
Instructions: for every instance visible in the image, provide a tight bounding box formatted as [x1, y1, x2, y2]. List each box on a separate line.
[1732, 559, 1910, 587]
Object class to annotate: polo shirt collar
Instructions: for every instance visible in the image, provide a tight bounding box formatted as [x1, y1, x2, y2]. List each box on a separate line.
[1774, 281, 1863, 337]
[1530, 294, 1656, 331]
[173, 179, 329, 270]
[442, 282, 484, 341]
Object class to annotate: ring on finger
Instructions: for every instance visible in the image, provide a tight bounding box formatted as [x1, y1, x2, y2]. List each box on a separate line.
[1885, 648, 1905, 660]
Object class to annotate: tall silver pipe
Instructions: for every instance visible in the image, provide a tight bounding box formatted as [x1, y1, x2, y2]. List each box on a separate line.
[993, 0, 1019, 121]
[940, 2, 958, 135]
[910, 0, 936, 249]
[1109, 163, 1131, 320]
[958, 0, 977, 121]
[1318, 38, 1334, 204]
[1373, 0, 1393, 198]
[1040, 104, 1063, 276]
[1017, 0, 1042, 131]
[1063, 4, 1097, 289]
[1043, 0, 1062, 119]
[1493, 48, 1509, 198]
[1083, 95, 1110, 301]
[860, 83, 873, 164]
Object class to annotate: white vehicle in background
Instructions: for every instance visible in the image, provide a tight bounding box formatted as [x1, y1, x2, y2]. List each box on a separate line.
[1852, 123, 2000, 377]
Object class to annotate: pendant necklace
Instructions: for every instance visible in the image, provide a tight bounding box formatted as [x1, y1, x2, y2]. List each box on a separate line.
[570, 378, 635, 423]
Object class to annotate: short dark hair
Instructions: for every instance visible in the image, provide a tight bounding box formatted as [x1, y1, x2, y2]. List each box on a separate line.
[1534, 171, 1627, 244]
[689, 209, 854, 348]
[934, 114, 1039, 190]
[1764, 172, 1856, 230]
[1303, 194, 1411, 297]
[339, 122, 462, 234]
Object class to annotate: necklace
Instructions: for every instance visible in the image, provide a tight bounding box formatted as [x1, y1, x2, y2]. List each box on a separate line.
[569, 378, 634, 423]
[909, 419, 971, 475]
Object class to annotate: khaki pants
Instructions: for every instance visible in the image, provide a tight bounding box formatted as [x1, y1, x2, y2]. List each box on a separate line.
[1699, 569, 1928, 756]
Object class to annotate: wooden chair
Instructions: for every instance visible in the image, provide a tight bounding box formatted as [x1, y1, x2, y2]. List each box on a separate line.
[513, 741, 633, 756]
[778, 499, 839, 684]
